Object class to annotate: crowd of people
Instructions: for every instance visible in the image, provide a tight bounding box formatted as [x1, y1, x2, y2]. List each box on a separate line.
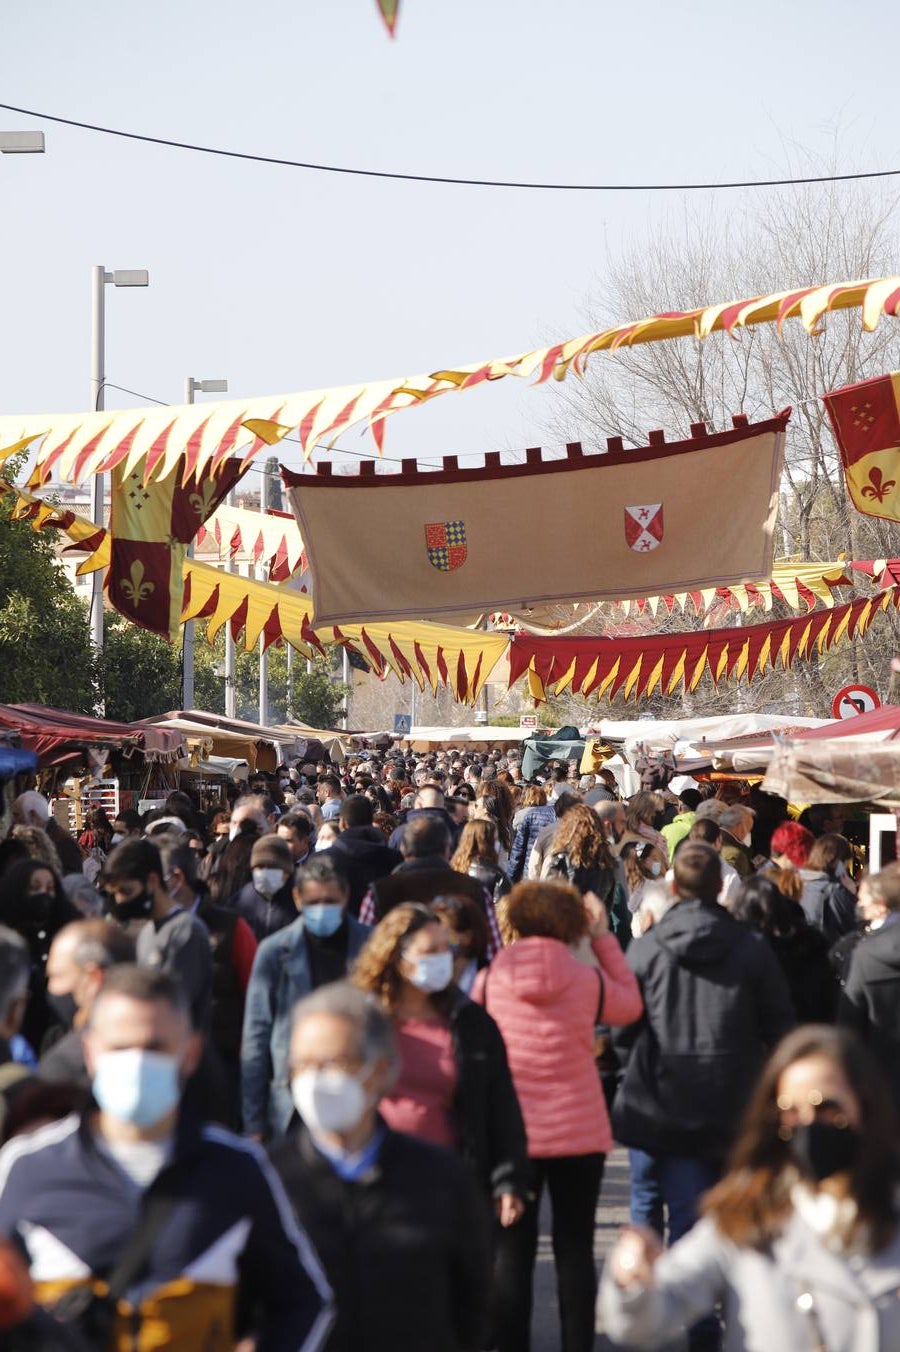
[0, 747, 897, 1350]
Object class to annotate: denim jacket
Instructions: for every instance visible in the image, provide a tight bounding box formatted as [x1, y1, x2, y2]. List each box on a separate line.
[241, 914, 371, 1137]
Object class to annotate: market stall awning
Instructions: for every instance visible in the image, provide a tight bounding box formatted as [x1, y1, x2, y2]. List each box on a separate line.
[763, 737, 900, 806]
[0, 704, 187, 766]
[714, 703, 900, 774]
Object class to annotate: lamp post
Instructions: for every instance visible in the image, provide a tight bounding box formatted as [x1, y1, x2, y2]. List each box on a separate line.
[89, 267, 149, 682]
[0, 131, 45, 153]
[182, 377, 228, 709]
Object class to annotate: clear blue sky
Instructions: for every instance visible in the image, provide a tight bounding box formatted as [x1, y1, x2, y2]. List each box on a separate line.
[1, 0, 897, 481]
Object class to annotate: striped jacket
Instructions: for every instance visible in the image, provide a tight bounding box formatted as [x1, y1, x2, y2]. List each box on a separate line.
[0, 1110, 333, 1350]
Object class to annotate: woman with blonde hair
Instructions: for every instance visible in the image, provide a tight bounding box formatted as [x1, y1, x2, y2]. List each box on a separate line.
[353, 903, 527, 1217]
[451, 819, 510, 905]
[474, 879, 642, 1351]
[513, 784, 546, 830]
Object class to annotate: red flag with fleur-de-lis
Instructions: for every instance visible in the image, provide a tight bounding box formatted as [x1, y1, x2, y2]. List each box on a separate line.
[108, 458, 244, 639]
[824, 374, 900, 523]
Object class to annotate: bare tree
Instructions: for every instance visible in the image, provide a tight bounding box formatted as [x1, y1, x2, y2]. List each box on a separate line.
[539, 164, 900, 717]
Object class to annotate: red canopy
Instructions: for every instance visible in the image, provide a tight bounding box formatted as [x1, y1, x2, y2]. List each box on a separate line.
[790, 704, 900, 742]
[0, 704, 187, 766]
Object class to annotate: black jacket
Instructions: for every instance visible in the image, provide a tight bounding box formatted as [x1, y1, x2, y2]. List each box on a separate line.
[800, 872, 857, 946]
[270, 1122, 490, 1352]
[466, 859, 511, 904]
[768, 925, 838, 1024]
[372, 858, 486, 920]
[839, 918, 900, 1106]
[446, 990, 529, 1200]
[612, 898, 796, 1160]
[232, 880, 296, 941]
[326, 828, 402, 915]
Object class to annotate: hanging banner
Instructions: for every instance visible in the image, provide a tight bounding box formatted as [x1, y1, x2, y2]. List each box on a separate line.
[0, 276, 898, 487]
[823, 372, 900, 522]
[284, 414, 788, 624]
[509, 585, 900, 703]
[107, 458, 244, 639]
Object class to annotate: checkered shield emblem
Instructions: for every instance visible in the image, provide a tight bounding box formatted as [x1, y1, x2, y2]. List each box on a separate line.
[425, 520, 467, 571]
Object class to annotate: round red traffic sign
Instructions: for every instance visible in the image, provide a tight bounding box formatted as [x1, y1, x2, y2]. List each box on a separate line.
[831, 684, 881, 719]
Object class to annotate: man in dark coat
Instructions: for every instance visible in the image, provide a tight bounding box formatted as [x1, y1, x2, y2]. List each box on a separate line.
[324, 795, 401, 916]
[839, 862, 900, 1107]
[612, 843, 795, 1255]
[269, 981, 490, 1352]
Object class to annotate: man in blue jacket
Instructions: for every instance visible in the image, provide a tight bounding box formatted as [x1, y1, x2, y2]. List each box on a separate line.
[242, 856, 370, 1141]
[0, 964, 332, 1349]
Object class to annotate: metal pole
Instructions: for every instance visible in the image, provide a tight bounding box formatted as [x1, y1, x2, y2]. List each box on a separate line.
[182, 377, 196, 710]
[286, 643, 294, 719]
[89, 266, 106, 660]
[258, 563, 269, 726]
[341, 646, 350, 730]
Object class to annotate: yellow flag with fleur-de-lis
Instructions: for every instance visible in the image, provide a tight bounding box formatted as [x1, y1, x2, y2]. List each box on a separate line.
[824, 373, 900, 524]
[108, 457, 243, 638]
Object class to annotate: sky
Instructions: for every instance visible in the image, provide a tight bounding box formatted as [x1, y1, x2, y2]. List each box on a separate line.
[1, 0, 899, 489]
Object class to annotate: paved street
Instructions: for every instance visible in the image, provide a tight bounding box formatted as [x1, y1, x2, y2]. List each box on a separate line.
[532, 1149, 631, 1350]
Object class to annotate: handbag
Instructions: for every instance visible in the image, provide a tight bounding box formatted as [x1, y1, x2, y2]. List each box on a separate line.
[50, 1164, 185, 1343]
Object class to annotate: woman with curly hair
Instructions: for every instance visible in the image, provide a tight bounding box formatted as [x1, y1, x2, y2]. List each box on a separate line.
[474, 879, 643, 1352]
[541, 804, 629, 943]
[451, 820, 511, 905]
[353, 902, 527, 1220]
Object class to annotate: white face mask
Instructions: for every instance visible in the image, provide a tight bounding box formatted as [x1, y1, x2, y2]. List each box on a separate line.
[253, 867, 287, 897]
[407, 950, 454, 994]
[229, 823, 242, 841]
[291, 1067, 369, 1134]
[110, 832, 123, 846]
[92, 1048, 180, 1128]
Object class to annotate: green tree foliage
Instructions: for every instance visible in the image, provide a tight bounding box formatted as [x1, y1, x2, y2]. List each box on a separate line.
[0, 491, 96, 711]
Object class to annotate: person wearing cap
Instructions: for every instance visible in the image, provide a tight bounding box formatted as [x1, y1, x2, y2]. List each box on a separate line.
[232, 836, 297, 941]
[242, 856, 370, 1140]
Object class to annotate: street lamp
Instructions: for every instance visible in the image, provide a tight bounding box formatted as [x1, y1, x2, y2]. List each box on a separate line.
[182, 375, 228, 711]
[89, 266, 149, 692]
[0, 131, 45, 153]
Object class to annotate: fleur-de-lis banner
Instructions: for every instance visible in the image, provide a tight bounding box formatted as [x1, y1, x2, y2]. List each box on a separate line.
[109, 456, 244, 638]
[823, 374, 900, 523]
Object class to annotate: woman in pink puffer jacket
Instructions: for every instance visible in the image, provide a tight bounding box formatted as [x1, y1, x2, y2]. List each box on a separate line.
[473, 879, 643, 1352]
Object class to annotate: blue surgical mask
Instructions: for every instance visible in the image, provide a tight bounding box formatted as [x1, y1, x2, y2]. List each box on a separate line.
[408, 951, 454, 993]
[92, 1048, 180, 1128]
[303, 903, 345, 938]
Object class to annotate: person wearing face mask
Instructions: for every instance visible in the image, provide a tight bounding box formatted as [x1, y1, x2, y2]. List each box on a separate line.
[102, 838, 212, 1034]
[610, 842, 795, 1352]
[601, 1026, 900, 1352]
[0, 859, 80, 1054]
[155, 834, 257, 1109]
[269, 981, 490, 1352]
[242, 856, 370, 1141]
[39, 919, 136, 1089]
[838, 863, 900, 1109]
[352, 904, 528, 1225]
[232, 836, 297, 941]
[0, 965, 334, 1349]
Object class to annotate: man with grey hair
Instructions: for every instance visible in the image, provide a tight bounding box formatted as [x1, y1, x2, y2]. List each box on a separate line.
[695, 799, 754, 878]
[40, 919, 136, 1087]
[12, 790, 84, 876]
[269, 981, 490, 1352]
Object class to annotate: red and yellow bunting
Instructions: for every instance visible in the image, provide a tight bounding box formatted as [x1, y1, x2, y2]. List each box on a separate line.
[1, 276, 898, 487]
[509, 587, 900, 703]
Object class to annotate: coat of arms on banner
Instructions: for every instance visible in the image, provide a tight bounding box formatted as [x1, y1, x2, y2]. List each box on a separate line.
[624, 503, 664, 553]
[425, 521, 467, 571]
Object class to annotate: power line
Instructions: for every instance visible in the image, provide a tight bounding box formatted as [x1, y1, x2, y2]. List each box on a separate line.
[2, 100, 898, 193]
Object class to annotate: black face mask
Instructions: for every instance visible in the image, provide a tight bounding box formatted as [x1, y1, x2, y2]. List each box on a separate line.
[47, 990, 78, 1029]
[26, 892, 56, 929]
[787, 1121, 862, 1183]
[113, 891, 153, 923]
